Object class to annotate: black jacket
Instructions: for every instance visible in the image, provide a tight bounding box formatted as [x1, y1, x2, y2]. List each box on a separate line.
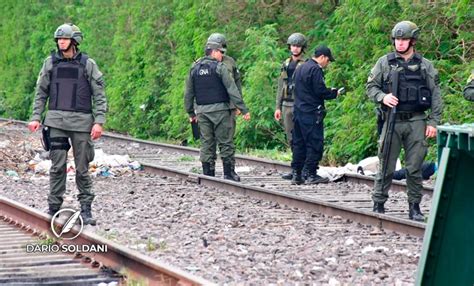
[294, 58, 337, 113]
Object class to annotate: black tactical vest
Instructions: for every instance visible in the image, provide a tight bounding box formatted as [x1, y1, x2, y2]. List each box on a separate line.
[48, 52, 93, 113]
[281, 58, 304, 101]
[192, 60, 229, 105]
[385, 53, 431, 112]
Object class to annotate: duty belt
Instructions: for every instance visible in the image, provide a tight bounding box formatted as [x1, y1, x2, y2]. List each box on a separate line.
[395, 112, 424, 121]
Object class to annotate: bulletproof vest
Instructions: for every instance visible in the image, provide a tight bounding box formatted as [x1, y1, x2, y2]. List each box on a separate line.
[385, 53, 431, 112]
[281, 57, 304, 101]
[192, 60, 229, 105]
[48, 52, 92, 113]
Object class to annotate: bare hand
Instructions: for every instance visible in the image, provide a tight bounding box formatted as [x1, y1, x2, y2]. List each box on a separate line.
[425, 125, 437, 138]
[90, 124, 103, 140]
[28, 121, 41, 132]
[242, 113, 251, 121]
[274, 109, 281, 121]
[383, 93, 399, 108]
[235, 109, 242, 116]
[189, 116, 197, 123]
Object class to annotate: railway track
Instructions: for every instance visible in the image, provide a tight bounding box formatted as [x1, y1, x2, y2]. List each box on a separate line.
[0, 196, 213, 285]
[1, 118, 431, 237]
[0, 118, 426, 283]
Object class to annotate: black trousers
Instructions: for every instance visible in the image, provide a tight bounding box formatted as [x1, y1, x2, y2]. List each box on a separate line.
[291, 110, 324, 174]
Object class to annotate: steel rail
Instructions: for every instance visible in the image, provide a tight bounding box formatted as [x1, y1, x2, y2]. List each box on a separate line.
[141, 162, 425, 237]
[0, 196, 214, 286]
[0, 117, 433, 194]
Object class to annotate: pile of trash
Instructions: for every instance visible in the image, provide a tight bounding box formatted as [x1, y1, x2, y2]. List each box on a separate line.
[27, 149, 142, 177]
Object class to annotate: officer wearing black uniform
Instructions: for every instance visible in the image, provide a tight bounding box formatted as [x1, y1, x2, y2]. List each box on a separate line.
[291, 46, 340, 185]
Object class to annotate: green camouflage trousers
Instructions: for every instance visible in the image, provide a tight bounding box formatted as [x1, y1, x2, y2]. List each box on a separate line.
[373, 119, 428, 204]
[48, 128, 95, 207]
[282, 105, 294, 145]
[198, 110, 234, 164]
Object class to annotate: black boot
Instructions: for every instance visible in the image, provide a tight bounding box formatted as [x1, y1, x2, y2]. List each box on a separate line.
[223, 162, 240, 182]
[306, 174, 329, 184]
[302, 166, 309, 180]
[291, 169, 304, 185]
[80, 204, 97, 226]
[409, 203, 424, 222]
[48, 205, 60, 216]
[209, 162, 216, 177]
[230, 160, 240, 181]
[281, 172, 293, 180]
[373, 202, 385, 214]
[202, 162, 213, 176]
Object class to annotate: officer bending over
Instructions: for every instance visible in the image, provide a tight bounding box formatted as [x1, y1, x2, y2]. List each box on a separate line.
[291, 45, 341, 185]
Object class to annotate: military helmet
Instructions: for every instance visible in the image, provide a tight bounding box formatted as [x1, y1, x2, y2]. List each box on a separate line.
[287, 33, 307, 48]
[391, 21, 420, 40]
[207, 33, 227, 47]
[54, 23, 83, 45]
[205, 41, 226, 52]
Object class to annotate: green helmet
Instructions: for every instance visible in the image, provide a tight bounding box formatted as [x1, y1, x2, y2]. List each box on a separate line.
[287, 33, 307, 48]
[205, 41, 226, 53]
[391, 21, 420, 40]
[54, 23, 83, 45]
[207, 33, 227, 47]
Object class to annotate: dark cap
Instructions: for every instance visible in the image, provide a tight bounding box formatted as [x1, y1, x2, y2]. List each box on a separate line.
[314, 45, 335, 62]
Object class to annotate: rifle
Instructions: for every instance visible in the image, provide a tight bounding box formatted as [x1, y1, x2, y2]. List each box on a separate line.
[191, 120, 200, 140]
[380, 68, 400, 188]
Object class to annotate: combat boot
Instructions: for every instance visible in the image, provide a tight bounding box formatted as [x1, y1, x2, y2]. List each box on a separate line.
[408, 203, 424, 222]
[209, 162, 216, 177]
[302, 166, 309, 180]
[48, 205, 61, 216]
[223, 162, 240, 182]
[202, 162, 213, 176]
[230, 160, 240, 181]
[373, 202, 385, 214]
[281, 172, 293, 180]
[80, 204, 97, 226]
[291, 169, 304, 185]
[306, 174, 329, 184]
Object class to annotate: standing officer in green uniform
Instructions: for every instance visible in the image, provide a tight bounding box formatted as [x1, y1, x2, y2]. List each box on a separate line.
[463, 71, 474, 101]
[207, 33, 243, 180]
[184, 42, 250, 181]
[28, 23, 107, 225]
[274, 33, 307, 180]
[367, 21, 442, 221]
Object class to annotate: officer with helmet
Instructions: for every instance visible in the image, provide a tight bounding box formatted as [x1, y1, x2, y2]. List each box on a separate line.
[28, 23, 107, 225]
[184, 41, 250, 181]
[275, 33, 307, 180]
[367, 21, 443, 221]
[206, 33, 243, 180]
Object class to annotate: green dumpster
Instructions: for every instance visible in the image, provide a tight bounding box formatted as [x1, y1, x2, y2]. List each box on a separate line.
[416, 123, 474, 285]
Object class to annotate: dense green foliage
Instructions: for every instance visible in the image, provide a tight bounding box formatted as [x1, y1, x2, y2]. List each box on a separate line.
[0, 0, 472, 165]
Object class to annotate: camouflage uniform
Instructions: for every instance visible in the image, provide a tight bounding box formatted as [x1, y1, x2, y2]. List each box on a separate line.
[276, 57, 306, 144]
[207, 34, 243, 178]
[30, 24, 106, 225]
[184, 50, 249, 181]
[463, 72, 474, 101]
[367, 21, 442, 221]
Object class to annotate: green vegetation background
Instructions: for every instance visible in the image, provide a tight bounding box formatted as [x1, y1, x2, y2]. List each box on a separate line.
[0, 0, 472, 165]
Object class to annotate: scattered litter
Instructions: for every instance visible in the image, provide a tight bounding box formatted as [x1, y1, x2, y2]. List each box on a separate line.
[361, 245, 389, 254]
[6, 170, 19, 178]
